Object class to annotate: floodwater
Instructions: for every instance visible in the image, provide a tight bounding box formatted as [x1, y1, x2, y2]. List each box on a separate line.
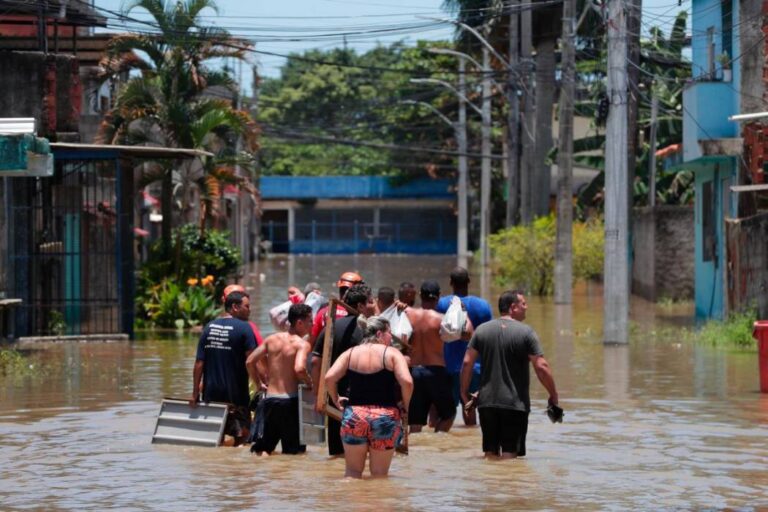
[1, 255, 767, 510]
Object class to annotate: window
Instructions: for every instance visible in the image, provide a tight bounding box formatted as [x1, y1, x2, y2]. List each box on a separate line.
[721, 0, 733, 60]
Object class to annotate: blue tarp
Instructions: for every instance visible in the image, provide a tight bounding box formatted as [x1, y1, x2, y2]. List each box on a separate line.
[260, 176, 454, 199]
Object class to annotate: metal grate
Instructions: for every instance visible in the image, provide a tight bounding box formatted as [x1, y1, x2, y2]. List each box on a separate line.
[10, 155, 125, 336]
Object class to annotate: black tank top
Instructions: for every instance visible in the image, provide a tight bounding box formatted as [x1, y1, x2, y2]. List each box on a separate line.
[346, 346, 399, 407]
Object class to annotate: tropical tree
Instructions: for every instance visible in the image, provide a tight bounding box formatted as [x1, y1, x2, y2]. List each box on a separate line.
[98, 0, 256, 251]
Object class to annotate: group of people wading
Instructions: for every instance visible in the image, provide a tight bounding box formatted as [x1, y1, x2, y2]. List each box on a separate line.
[191, 267, 560, 479]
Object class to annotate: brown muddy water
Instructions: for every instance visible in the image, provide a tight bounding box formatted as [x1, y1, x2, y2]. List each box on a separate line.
[1, 255, 767, 510]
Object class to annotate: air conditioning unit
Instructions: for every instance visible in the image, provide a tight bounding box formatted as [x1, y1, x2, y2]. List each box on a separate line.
[0, 118, 54, 177]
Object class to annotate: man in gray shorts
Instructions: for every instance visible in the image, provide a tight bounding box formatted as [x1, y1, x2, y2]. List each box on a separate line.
[461, 290, 559, 458]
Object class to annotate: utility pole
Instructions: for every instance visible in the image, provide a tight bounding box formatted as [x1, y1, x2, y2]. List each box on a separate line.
[457, 57, 469, 268]
[506, 2, 520, 227]
[520, 3, 535, 225]
[604, 0, 630, 344]
[554, 0, 575, 304]
[648, 94, 658, 207]
[480, 47, 492, 267]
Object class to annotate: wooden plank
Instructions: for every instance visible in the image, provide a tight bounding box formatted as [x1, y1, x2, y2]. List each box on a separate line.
[315, 299, 339, 415]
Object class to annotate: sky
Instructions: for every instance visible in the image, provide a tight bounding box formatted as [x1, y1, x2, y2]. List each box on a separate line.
[93, 0, 690, 84]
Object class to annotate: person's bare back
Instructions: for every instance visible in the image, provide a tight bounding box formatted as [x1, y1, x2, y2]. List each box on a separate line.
[260, 332, 311, 396]
[405, 307, 445, 367]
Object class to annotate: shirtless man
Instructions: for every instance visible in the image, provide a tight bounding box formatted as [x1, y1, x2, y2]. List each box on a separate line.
[404, 280, 472, 433]
[246, 304, 313, 455]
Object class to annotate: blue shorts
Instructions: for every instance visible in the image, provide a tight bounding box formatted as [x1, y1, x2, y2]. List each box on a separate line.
[450, 371, 481, 408]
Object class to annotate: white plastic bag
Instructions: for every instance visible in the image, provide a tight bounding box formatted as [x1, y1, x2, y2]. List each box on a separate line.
[379, 304, 413, 346]
[303, 290, 327, 317]
[439, 296, 467, 343]
[269, 300, 292, 332]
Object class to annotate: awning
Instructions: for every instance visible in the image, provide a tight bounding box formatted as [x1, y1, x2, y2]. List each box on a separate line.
[51, 143, 213, 159]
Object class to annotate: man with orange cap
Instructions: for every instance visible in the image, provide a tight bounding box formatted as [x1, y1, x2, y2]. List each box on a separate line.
[308, 271, 364, 346]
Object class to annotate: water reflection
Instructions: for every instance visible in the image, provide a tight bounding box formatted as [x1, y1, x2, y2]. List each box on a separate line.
[1, 255, 766, 509]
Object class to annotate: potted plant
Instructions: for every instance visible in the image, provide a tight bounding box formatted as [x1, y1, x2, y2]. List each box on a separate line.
[717, 52, 732, 82]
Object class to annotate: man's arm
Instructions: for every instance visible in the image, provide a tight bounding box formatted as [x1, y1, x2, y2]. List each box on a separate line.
[461, 315, 474, 341]
[294, 340, 312, 388]
[460, 347, 479, 405]
[190, 359, 204, 406]
[246, 341, 268, 381]
[530, 355, 558, 405]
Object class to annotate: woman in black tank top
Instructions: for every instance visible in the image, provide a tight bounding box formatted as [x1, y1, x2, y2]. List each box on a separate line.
[326, 316, 414, 479]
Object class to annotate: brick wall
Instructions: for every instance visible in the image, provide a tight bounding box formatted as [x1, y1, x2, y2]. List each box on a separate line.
[726, 212, 768, 318]
[632, 206, 695, 301]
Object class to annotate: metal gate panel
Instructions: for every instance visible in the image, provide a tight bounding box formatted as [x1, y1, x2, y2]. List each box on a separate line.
[10, 152, 126, 337]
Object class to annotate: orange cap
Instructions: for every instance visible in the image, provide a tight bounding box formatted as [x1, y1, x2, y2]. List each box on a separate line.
[335, 271, 363, 288]
[222, 284, 246, 301]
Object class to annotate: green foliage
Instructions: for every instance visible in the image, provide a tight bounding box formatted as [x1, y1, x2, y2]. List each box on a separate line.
[488, 215, 604, 295]
[139, 278, 221, 329]
[0, 349, 28, 375]
[47, 310, 66, 336]
[694, 310, 757, 349]
[135, 224, 238, 328]
[257, 41, 462, 178]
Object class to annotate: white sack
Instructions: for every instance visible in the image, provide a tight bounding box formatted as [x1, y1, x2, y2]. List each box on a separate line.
[439, 296, 467, 342]
[379, 304, 413, 345]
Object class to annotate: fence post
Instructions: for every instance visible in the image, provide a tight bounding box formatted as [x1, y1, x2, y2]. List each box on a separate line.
[354, 220, 359, 253]
[312, 220, 317, 253]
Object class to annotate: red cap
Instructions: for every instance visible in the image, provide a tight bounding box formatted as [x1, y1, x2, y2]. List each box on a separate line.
[222, 284, 246, 301]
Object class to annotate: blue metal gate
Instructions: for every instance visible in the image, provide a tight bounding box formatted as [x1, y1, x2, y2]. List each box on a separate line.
[8, 150, 133, 337]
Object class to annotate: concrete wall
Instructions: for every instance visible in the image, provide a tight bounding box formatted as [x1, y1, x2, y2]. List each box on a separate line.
[726, 212, 768, 318]
[739, 0, 764, 114]
[0, 51, 80, 137]
[632, 206, 695, 301]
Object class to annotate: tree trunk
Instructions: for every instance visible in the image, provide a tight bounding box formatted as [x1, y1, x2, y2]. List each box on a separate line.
[534, 37, 556, 218]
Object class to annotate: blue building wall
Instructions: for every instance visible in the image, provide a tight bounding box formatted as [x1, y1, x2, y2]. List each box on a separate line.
[684, 0, 739, 162]
[260, 176, 454, 200]
[690, 156, 738, 319]
[260, 176, 457, 255]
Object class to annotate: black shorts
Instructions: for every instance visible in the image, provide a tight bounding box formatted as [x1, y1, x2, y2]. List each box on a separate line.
[408, 365, 456, 425]
[225, 406, 251, 440]
[327, 416, 344, 456]
[478, 407, 528, 456]
[249, 396, 306, 455]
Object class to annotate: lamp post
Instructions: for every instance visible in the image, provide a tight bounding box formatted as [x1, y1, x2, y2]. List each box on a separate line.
[423, 18, 520, 266]
[410, 71, 484, 268]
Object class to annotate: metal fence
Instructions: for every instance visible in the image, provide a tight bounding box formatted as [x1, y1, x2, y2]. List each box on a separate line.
[9, 151, 131, 336]
[263, 220, 455, 254]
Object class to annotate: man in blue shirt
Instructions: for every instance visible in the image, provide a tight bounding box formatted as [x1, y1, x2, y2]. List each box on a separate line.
[191, 291, 257, 446]
[435, 267, 492, 426]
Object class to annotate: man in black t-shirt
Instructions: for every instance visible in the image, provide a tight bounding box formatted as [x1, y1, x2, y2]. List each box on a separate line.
[191, 291, 257, 446]
[461, 290, 559, 459]
[310, 284, 375, 456]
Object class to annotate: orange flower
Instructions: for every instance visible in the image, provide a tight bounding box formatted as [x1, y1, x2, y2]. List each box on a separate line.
[201, 275, 214, 286]
[187, 278, 199, 286]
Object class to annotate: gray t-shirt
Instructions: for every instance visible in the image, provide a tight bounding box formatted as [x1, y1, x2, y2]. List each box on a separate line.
[468, 318, 543, 412]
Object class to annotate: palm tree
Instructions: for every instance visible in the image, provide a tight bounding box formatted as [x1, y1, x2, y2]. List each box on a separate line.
[97, 0, 255, 252]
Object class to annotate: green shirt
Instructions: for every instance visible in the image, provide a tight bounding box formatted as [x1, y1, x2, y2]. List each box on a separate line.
[468, 318, 543, 412]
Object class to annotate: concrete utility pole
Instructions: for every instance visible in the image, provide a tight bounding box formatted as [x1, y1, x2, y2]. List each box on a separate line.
[480, 47, 492, 267]
[554, 0, 575, 304]
[506, 1, 520, 227]
[457, 57, 469, 268]
[604, 0, 630, 344]
[520, 4, 535, 225]
[648, 94, 658, 207]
